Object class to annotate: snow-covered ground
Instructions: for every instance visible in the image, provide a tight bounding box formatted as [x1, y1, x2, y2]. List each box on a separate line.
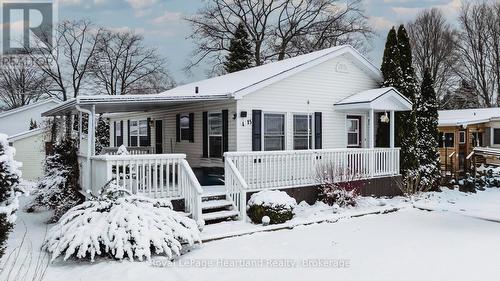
[3, 188, 500, 281]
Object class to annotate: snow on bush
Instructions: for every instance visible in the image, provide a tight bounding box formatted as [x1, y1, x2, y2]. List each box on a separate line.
[0, 133, 23, 258]
[44, 185, 201, 262]
[317, 164, 359, 207]
[247, 190, 296, 224]
[116, 144, 129, 155]
[28, 139, 83, 222]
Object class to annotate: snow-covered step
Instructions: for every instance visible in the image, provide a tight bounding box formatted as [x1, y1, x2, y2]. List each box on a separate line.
[202, 210, 239, 222]
[201, 199, 233, 210]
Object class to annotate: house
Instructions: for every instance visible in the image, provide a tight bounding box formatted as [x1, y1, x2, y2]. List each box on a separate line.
[43, 45, 411, 224]
[0, 99, 61, 180]
[438, 107, 500, 175]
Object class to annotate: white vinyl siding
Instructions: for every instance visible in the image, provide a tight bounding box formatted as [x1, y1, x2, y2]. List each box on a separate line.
[236, 54, 378, 151]
[10, 132, 45, 180]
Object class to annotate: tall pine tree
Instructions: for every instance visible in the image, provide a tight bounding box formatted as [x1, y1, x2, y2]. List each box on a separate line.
[417, 69, 440, 191]
[396, 25, 419, 179]
[224, 23, 253, 73]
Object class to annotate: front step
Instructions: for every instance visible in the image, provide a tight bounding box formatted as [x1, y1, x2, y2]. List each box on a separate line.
[201, 199, 233, 210]
[202, 210, 239, 222]
[200, 187, 239, 224]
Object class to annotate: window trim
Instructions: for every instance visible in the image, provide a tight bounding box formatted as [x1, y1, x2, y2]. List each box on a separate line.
[439, 132, 455, 148]
[459, 131, 466, 144]
[129, 119, 148, 147]
[262, 112, 286, 151]
[293, 113, 314, 150]
[346, 116, 361, 148]
[114, 121, 123, 146]
[208, 112, 223, 158]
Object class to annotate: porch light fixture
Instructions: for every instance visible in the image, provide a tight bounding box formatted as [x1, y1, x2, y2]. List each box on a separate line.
[380, 112, 390, 123]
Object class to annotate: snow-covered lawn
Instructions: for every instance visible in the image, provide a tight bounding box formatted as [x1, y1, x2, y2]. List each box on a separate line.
[3, 188, 500, 281]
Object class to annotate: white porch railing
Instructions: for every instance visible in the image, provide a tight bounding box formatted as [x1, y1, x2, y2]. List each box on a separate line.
[224, 148, 400, 191]
[79, 154, 203, 221]
[100, 146, 154, 155]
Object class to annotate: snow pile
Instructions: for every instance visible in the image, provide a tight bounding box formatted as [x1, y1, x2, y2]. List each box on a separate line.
[247, 190, 297, 210]
[43, 185, 201, 262]
[116, 145, 129, 155]
[0, 133, 22, 223]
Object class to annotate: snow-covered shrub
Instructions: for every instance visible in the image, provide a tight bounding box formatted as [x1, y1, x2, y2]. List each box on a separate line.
[317, 164, 360, 207]
[44, 185, 200, 262]
[95, 115, 109, 155]
[247, 190, 296, 224]
[116, 144, 129, 155]
[28, 138, 83, 222]
[0, 134, 22, 258]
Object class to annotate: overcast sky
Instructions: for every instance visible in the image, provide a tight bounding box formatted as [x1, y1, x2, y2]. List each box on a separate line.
[57, 0, 467, 84]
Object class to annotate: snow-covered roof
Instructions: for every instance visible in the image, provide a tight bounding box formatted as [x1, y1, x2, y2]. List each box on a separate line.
[0, 98, 61, 118]
[438, 107, 500, 127]
[160, 45, 382, 99]
[7, 128, 45, 142]
[334, 87, 412, 111]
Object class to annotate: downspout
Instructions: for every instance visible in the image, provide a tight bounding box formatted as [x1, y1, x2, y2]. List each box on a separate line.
[76, 105, 94, 194]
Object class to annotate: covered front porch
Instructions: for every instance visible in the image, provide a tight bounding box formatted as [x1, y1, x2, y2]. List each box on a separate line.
[43, 88, 409, 224]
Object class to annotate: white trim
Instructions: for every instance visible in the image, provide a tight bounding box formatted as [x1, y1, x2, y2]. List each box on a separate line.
[346, 116, 361, 147]
[207, 111, 223, 158]
[292, 113, 314, 150]
[262, 112, 287, 151]
[128, 119, 148, 147]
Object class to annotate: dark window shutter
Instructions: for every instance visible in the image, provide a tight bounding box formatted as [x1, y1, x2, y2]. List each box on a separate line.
[189, 113, 195, 143]
[113, 121, 117, 146]
[147, 118, 152, 146]
[314, 112, 322, 149]
[127, 120, 130, 146]
[222, 110, 229, 153]
[119, 120, 124, 146]
[252, 110, 262, 151]
[176, 114, 181, 142]
[202, 112, 208, 157]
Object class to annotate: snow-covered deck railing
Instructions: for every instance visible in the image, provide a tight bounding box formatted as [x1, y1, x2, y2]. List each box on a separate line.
[101, 146, 154, 155]
[224, 148, 400, 192]
[224, 158, 249, 221]
[80, 153, 203, 221]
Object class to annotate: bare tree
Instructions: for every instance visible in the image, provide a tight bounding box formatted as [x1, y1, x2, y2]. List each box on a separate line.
[456, 2, 499, 107]
[90, 30, 174, 95]
[0, 59, 51, 110]
[407, 8, 458, 102]
[186, 0, 372, 74]
[26, 20, 103, 101]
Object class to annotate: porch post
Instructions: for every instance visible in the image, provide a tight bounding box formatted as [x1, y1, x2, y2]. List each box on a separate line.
[78, 112, 83, 152]
[390, 110, 395, 148]
[369, 109, 375, 148]
[90, 105, 96, 156]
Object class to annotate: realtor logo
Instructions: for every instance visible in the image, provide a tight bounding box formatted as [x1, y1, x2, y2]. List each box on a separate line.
[1, 0, 56, 55]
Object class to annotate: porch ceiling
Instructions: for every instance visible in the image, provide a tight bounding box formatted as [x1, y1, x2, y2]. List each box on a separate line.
[333, 87, 412, 112]
[42, 94, 232, 116]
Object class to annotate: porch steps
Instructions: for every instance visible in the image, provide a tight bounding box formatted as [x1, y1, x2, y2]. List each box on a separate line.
[200, 188, 239, 224]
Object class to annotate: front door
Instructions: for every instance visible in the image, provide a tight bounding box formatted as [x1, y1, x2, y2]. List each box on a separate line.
[347, 115, 362, 148]
[155, 120, 163, 154]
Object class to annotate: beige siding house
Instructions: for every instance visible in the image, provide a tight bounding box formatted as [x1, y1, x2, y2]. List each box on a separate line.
[43, 45, 411, 224]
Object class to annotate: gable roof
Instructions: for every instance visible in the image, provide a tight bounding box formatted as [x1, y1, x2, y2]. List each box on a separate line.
[438, 107, 500, 127]
[334, 87, 412, 112]
[0, 98, 61, 119]
[160, 45, 382, 99]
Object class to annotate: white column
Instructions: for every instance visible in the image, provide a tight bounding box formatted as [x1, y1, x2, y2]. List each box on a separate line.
[369, 109, 375, 148]
[78, 111, 83, 153]
[90, 105, 96, 156]
[390, 110, 395, 148]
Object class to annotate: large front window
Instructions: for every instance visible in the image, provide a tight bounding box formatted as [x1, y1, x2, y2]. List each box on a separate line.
[130, 120, 148, 147]
[208, 113, 223, 158]
[293, 114, 312, 150]
[439, 132, 455, 148]
[264, 113, 285, 151]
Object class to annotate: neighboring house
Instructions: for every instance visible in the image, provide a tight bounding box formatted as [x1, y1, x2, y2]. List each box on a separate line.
[43, 45, 412, 224]
[438, 107, 500, 174]
[0, 99, 62, 180]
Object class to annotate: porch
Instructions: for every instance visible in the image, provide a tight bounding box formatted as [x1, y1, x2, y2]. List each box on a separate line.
[43, 89, 408, 224]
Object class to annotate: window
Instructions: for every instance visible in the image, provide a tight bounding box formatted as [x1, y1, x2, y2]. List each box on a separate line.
[347, 117, 360, 147]
[439, 132, 455, 148]
[115, 121, 123, 146]
[459, 131, 466, 144]
[293, 114, 313, 150]
[208, 113, 223, 158]
[472, 132, 483, 147]
[129, 120, 148, 147]
[264, 113, 285, 151]
[179, 114, 191, 141]
[494, 129, 500, 145]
